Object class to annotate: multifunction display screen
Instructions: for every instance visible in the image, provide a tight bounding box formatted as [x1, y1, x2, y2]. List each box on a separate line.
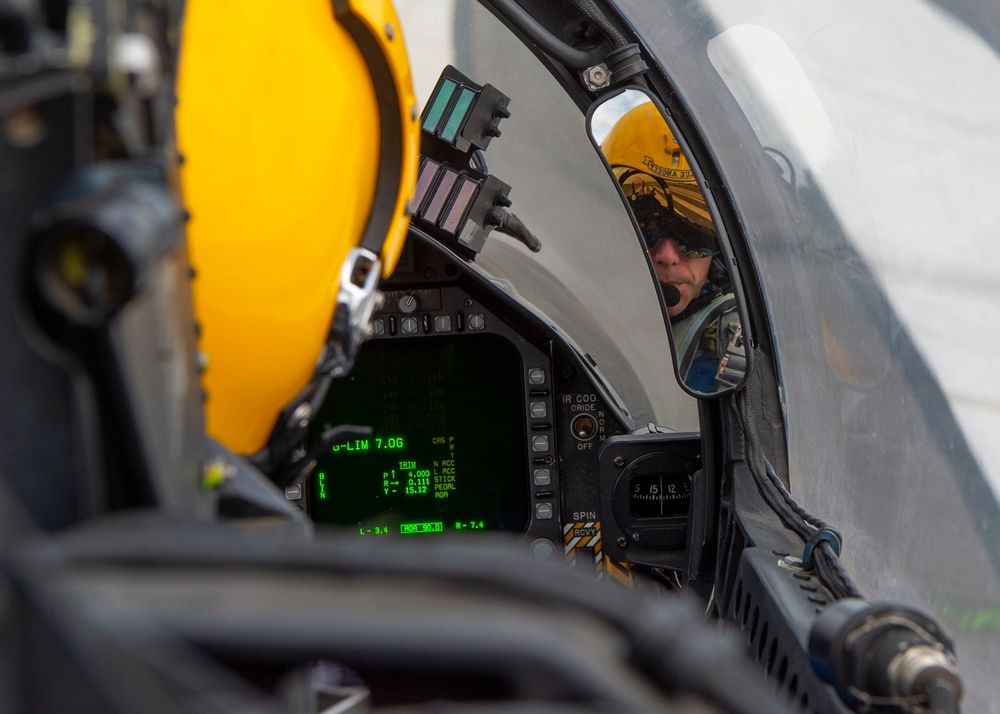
[309, 334, 529, 536]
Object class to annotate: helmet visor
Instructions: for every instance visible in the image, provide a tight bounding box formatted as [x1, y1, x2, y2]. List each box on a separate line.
[615, 168, 718, 259]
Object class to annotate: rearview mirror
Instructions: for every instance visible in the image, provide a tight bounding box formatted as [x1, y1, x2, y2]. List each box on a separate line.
[588, 89, 751, 397]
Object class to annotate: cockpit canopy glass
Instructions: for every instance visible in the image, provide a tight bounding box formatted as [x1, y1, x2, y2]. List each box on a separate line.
[396, 2, 700, 432]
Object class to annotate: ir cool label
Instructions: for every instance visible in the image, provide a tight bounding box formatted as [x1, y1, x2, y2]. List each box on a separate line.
[561, 393, 607, 450]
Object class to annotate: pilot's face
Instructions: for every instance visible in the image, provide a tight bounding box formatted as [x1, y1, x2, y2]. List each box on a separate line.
[649, 237, 712, 316]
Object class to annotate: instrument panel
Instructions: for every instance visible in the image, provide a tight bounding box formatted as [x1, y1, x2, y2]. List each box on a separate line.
[310, 307, 552, 544]
[294, 231, 703, 572]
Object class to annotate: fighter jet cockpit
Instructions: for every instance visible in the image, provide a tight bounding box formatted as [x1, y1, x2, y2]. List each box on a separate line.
[256, 6, 755, 572]
[3, 1, 997, 713]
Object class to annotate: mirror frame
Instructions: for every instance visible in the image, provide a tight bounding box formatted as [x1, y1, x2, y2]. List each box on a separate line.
[585, 86, 754, 398]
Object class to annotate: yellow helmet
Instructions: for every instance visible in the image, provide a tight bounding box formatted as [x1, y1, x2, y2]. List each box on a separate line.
[601, 102, 716, 242]
[177, 0, 419, 454]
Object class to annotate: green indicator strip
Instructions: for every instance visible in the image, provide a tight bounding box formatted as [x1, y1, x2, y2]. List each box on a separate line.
[422, 79, 456, 132]
[399, 521, 444, 535]
[440, 87, 476, 142]
[927, 598, 1000, 632]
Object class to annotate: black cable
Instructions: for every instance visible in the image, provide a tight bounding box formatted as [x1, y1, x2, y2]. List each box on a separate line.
[813, 546, 862, 600]
[735, 389, 863, 600]
[736, 390, 812, 541]
[566, 0, 649, 89]
[470, 149, 489, 174]
[487, 207, 541, 252]
[490, 0, 648, 90]
[764, 457, 830, 532]
[274, 424, 372, 489]
[638, 566, 682, 591]
[737, 389, 811, 540]
[489, 0, 603, 69]
[568, 0, 628, 49]
[760, 447, 862, 598]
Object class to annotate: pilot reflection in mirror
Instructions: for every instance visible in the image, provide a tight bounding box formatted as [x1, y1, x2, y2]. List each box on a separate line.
[602, 103, 744, 392]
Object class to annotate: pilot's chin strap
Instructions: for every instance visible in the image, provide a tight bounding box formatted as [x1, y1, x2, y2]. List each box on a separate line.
[251, 247, 385, 484]
[320, 246, 384, 378]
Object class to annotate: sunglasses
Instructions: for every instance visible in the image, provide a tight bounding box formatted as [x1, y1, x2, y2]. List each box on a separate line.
[642, 229, 718, 259]
[660, 239, 717, 260]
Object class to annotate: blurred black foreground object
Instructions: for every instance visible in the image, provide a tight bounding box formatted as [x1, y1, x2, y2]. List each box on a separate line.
[0, 504, 792, 714]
